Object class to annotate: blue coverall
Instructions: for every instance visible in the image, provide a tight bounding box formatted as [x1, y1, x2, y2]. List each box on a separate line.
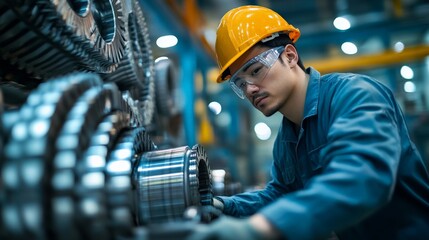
[218, 67, 429, 240]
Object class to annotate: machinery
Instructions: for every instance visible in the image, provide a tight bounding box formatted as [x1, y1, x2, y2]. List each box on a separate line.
[0, 0, 220, 239]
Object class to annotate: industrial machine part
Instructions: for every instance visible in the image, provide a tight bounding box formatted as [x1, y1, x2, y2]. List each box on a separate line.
[0, 72, 214, 240]
[0, 0, 153, 123]
[148, 58, 181, 149]
[154, 58, 180, 118]
[2, 73, 106, 239]
[0, 0, 126, 79]
[211, 169, 243, 196]
[0, 0, 218, 239]
[104, 0, 155, 126]
[0, 89, 3, 167]
[132, 206, 222, 240]
[134, 145, 213, 224]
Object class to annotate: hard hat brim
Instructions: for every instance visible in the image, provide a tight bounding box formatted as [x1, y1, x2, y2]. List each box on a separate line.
[216, 30, 300, 83]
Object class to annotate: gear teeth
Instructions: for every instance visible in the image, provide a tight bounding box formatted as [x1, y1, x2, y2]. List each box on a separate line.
[0, 0, 127, 78]
[0, 0, 217, 238]
[106, 127, 155, 237]
[103, 0, 155, 126]
[50, 82, 121, 240]
[1, 72, 102, 239]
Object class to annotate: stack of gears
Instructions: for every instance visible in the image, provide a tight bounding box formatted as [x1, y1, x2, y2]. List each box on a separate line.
[0, 0, 214, 239]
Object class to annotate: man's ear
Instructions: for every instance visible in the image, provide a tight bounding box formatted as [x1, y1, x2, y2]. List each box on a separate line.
[284, 44, 298, 64]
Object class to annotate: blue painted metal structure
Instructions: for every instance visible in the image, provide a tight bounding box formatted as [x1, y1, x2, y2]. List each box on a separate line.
[138, 0, 215, 146]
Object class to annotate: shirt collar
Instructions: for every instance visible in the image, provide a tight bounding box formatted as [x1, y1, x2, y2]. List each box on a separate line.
[281, 67, 321, 142]
[303, 67, 320, 120]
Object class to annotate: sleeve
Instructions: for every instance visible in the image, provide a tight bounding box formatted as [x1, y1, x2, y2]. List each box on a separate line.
[219, 127, 294, 217]
[259, 76, 401, 240]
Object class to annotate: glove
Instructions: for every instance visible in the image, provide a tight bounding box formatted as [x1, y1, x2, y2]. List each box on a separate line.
[212, 197, 224, 212]
[186, 216, 266, 240]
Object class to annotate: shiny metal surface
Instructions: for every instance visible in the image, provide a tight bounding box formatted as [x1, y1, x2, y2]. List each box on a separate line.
[0, 72, 216, 240]
[0, 89, 3, 165]
[154, 58, 179, 118]
[105, 127, 154, 238]
[0, 0, 126, 78]
[76, 111, 131, 240]
[104, 0, 155, 126]
[51, 83, 121, 240]
[134, 144, 213, 224]
[0, 0, 217, 238]
[1, 73, 102, 240]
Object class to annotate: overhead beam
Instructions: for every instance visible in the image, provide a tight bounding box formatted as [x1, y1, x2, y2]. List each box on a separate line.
[298, 14, 429, 47]
[138, 0, 214, 65]
[165, 0, 217, 61]
[306, 45, 429, 74]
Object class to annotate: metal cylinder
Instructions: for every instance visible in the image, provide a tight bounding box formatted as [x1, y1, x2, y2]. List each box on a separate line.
[133, 144, 212, 224]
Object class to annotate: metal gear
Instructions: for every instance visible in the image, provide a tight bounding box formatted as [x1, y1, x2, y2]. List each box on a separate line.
[0, 0, 219, 237]
[104, 0, 155, 126]
[51, 0, 127, 71]
[154, 58, 179, 118]
[121, 91, 144, 127]
[0, 88, 3, 164]
[1, 72, 102, 240]
[75, 111, 131, 240]
[106, 127, 156, 238]
[50, 82, 122, 240]
[0, 0, 127, 79]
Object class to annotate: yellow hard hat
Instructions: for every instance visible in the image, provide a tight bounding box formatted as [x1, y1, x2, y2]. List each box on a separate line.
[215, 5, 300, 83]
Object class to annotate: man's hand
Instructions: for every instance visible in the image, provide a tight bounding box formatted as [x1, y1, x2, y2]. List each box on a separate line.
[212, 197, 224, 212]
[186, 215, 279, 240]
[187, 216, 262, 240]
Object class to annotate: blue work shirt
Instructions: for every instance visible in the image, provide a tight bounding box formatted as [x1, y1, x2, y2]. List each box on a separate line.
[218, 67, 429, 240]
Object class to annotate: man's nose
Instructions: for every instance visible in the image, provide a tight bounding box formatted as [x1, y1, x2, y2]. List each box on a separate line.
[245, 83, 260, 97]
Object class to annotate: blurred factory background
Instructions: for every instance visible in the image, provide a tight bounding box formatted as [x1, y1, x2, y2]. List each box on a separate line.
[141, 0, 429, 187]
[1, 0, 429, 239]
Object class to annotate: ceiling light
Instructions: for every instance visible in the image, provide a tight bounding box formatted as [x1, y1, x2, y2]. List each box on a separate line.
[400, 65, 414, 79]
[208, 101, 222, 115]
[215, 112, 231, 127]
[254, 122, 271, 140]
[404, 81, 416, 93]
[341, 42, 358, 55]
[394, 42, 405, 52]
[156, 35, 178, 48]
[333, 16, 351, 30]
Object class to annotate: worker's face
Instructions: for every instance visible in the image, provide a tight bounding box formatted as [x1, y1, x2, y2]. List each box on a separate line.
[229, 44, 299, 116]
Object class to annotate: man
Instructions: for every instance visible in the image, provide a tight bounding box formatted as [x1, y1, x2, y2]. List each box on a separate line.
[188, 5, 429, 240]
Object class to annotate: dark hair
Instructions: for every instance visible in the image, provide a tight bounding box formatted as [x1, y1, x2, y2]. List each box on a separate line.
[255, 34, 306, 71]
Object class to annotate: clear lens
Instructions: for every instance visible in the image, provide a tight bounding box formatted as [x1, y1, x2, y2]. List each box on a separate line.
[229, 46, 284, 99]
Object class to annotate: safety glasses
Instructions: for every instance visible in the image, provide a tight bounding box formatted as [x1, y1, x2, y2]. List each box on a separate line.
[228, 46, 284, 99]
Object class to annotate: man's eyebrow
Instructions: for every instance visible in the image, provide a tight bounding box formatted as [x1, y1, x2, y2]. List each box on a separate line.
[242, 61, 256, 72]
